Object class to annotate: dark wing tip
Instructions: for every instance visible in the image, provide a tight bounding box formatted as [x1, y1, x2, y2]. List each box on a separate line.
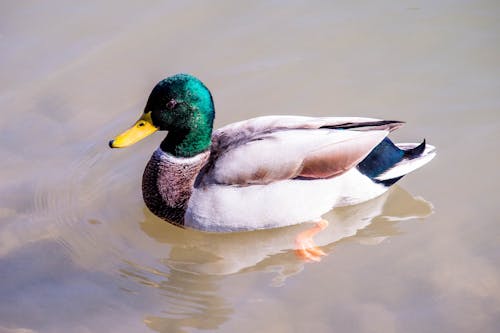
[385, 120, 405, 132]
[320, 120, 405, 132]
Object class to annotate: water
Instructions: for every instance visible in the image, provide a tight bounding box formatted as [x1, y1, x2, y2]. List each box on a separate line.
[1, 1, 499, 332]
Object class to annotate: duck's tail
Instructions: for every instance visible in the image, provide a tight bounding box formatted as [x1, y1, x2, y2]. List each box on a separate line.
[357, 138, 436, 186]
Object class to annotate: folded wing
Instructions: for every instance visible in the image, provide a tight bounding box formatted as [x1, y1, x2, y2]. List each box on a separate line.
[201, 116, 402, 186]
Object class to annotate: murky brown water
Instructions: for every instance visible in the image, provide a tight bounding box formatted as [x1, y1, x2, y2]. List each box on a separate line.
[1, 1, 499, 332]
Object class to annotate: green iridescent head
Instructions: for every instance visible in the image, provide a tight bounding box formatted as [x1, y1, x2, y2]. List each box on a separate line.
[109, 74, 215, 157]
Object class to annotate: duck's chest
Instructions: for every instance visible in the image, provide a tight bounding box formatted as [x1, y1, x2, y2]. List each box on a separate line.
[142, 148, 209, 224]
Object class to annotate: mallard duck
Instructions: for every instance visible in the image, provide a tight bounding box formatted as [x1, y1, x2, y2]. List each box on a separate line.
[109, 73, 436, 261]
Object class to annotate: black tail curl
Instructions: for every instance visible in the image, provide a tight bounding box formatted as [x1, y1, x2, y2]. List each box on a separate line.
[403, 139, 426, 159]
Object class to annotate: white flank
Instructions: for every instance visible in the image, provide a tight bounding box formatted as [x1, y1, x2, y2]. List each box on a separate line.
[185, 168, 388, 232]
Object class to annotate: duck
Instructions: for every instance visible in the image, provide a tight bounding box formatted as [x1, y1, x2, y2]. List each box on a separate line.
[109, 73, 436, 261]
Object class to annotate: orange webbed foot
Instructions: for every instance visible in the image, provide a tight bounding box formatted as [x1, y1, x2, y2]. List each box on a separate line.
[294, 219, 328, 262]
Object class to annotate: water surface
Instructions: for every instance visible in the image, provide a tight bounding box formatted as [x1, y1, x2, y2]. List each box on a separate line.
[1, 1, 499, 332]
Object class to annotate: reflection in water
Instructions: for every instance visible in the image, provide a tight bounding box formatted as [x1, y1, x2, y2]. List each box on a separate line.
[120, 262, 232, 333]
[140, 186, 432, 276]
[127, 186, 432, 331]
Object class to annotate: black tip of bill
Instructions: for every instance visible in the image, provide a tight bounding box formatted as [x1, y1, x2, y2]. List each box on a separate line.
[108, 140, 115, 148]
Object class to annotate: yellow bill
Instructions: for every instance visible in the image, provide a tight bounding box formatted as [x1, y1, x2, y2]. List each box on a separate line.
[109, 112, 158, 148]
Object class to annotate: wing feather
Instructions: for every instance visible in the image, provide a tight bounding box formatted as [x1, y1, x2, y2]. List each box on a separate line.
[199, 116, 399, 186]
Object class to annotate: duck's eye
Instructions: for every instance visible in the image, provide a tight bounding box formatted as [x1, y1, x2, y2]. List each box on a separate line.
[166, 99, 178, 109]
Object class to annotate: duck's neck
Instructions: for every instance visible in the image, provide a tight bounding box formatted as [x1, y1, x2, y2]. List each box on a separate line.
[160, 127, 212, 158]
[142, 148, 210, 225]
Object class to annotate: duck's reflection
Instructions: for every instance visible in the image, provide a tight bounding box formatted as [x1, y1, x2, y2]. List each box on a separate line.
[121, 186, 432, 332]
[120, 260, 232, 333]
[139, 186, 432, 276]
